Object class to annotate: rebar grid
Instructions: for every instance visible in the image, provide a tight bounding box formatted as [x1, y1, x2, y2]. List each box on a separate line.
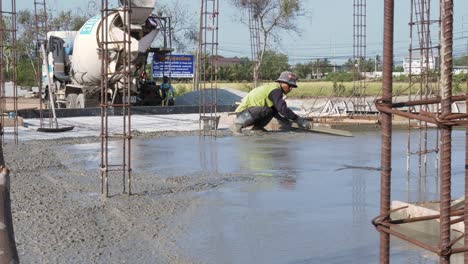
[34, 0, 47, 129]
[406, 0, 441, 182]
[100, 0, 132, 197]
[0, 0, 18, 144]
[351, 0, 367, 115]
[374, 1, 466, 263]
[197, 0, 219, 137]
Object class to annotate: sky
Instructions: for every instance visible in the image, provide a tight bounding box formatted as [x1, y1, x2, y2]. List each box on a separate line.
[12, 0, 468, 65]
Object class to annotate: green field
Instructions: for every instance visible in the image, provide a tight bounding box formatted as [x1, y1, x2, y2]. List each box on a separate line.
[173, 81, 422, 99]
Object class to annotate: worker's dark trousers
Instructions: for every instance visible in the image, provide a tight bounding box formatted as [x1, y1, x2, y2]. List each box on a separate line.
[242, 106, 286, 128]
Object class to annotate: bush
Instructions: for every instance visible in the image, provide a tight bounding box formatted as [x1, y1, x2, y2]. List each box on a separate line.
[332, 81, 345, 95]
[325, 72, 354, 82]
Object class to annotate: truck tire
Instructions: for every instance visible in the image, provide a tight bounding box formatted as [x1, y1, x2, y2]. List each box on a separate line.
[66, 93, 78, 108]
[76, 94, 85, 108]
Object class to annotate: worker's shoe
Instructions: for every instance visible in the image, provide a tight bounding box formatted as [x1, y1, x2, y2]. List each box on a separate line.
[277, 119, 292, 131]
[229, 123, 243, 135]
[230, 111, 254, 135]
[251, 126, 268, 132]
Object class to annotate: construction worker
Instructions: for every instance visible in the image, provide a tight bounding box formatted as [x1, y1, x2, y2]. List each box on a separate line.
[160, 76, 175, 106]
[230, 71, 312, 134]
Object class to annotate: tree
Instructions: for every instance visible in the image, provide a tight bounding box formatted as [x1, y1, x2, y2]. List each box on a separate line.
[294, 58, 333, 79]
[454, 55, 468, 66]
[231, 0, 303, 85]
[258, 50, 289, 80]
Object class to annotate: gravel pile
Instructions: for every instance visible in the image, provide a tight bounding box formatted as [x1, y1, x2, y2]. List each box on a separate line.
[175, 88, 246, 106]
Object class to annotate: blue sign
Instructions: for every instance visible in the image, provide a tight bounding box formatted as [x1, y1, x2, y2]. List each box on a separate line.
[152, 54, 194, 78]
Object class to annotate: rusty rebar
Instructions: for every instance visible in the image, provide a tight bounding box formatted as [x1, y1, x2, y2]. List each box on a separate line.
[34, 0, 47, 129]
[439, 1, 453, 263]
[0, 167, 18, 263]
[198, 0, 220, 137]
[100, 0, 133, 197]
[378, 1, 394, 263]
[374, 213, 468, 258]
[465, 40, 468, 264]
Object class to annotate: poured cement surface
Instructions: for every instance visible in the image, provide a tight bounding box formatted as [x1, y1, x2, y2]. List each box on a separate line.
[5, 128, 468, 263]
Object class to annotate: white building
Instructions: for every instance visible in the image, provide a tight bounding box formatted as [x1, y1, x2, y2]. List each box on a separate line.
[403, 57, 437, 74]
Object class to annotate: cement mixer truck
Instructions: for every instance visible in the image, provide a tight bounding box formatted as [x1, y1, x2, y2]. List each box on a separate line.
[42, 0, 167, 108]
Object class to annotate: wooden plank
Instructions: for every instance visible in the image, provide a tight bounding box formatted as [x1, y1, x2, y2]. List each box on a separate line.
[307, 127, 353, 137]
[291, 124, 353, 137]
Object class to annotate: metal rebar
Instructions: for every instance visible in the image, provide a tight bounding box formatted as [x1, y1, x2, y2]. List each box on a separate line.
[0, 0, 19, 144]
[378, 1, 394, 263]
[198, 0, 219, 137]
[465, 25, 468, 264]
[439, 1, 454, 263]
[100, 0, 133, 197]
[0, 167, 18, 263]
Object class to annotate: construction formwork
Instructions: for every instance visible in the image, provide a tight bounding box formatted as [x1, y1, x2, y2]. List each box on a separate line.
[0, 0, 18, 144]
[100, 0, 132, 197]
[373, 1, 468, 263]
[197, 0, 220, 137]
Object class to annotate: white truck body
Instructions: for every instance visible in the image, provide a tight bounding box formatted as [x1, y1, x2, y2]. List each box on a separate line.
[43, 0, 160, 108]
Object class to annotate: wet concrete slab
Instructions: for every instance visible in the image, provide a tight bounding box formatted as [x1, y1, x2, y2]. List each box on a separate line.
[56, 129, 468, 263]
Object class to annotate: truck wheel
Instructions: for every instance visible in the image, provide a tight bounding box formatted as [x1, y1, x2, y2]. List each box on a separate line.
[66, 93, 78, 108]
[76, 94, 85, 108]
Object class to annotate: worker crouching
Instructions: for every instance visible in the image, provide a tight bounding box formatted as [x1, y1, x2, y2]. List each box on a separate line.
[230, 71, 312, 135]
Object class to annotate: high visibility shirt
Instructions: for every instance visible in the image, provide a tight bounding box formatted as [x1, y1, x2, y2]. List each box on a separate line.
[235, 83, 278, 112]
[235, 82, 298, 120]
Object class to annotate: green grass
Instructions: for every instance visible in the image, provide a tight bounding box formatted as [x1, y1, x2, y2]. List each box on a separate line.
[172, 81, 439, 99]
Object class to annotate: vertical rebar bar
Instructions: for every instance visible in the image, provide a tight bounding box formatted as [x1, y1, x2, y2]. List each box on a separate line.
[0, 1, 3, 146]
[100, 0, 109, 197]
[0, 1, 4, 146]
[379, 1, 394, 263]
[439, 1, 453, 263]
[465, 62, 468, 264]
[34, 0, 47, 129]
[0, 0, 19, 144]
[11, 0, 16, 144]
[464, 19, 468, 264]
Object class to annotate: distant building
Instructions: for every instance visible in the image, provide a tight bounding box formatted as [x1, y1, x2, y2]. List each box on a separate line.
[454, 66, 467, 74]
[403, 56, 437, 74]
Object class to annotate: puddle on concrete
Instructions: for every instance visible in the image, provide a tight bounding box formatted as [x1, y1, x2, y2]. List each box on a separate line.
[63, 129, 468, 263]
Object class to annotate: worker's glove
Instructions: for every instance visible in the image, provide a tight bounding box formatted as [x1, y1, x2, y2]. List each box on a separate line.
[296, 117, 312, 129]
